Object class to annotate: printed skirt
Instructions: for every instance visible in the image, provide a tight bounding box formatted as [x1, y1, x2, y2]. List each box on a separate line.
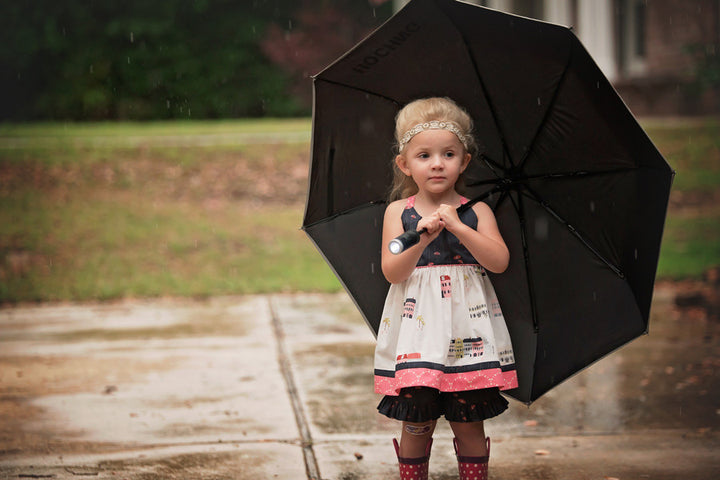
[374, 264, 518, 396]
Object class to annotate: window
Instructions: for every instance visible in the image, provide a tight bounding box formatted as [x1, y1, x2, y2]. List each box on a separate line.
[617, 0, 648, 76]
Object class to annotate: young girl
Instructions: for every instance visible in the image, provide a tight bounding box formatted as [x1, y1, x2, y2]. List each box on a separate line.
[374, 97, 518, 480]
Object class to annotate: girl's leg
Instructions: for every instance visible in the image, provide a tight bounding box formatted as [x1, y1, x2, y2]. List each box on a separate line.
[399, 420, 437, 457]
[378, 387, 440, 480]
[394, 421, 436, 480]
[450, 421, 490, 480]
[448, 421, 487, 456]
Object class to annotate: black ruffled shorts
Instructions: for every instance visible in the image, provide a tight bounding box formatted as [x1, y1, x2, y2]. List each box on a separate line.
[377, 386, 508, 423]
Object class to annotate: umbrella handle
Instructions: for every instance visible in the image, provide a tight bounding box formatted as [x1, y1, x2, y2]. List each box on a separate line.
[388, 228, 427, 254]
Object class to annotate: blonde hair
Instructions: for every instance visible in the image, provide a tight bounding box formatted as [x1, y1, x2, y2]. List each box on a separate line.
[389, 97, 477, 201]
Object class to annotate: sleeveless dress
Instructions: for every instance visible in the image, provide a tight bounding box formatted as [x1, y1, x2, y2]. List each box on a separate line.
[374, 196, 518, 396]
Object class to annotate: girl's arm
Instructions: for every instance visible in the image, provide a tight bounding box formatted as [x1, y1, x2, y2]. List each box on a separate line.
[437, 202, 509, 273]
[381, 200, 442, 284]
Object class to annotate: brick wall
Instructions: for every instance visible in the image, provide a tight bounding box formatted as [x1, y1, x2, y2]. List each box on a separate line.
[644, 0, 718, 78]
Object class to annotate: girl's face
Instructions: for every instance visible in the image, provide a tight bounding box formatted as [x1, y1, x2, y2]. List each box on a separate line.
[396, 129, 471, 196]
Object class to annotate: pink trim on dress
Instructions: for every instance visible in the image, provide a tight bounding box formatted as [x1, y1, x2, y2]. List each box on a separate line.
[374, 368, 518, 396]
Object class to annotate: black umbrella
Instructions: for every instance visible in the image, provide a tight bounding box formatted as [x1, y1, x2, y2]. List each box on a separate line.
[302, 0, 674, 403]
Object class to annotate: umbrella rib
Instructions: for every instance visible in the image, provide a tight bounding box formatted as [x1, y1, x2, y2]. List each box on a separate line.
[327, 147, 335, 216]
[523, 166, 638, 181]
[508, 189, 540, 333]
[314, 78, 402, 108]
[469, 165, 641, 191]
[522, 185, 626, 279]
[481, 154, 505, 178]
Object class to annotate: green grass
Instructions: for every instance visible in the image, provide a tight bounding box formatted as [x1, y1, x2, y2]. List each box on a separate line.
[0, 118, 311, 168]
[0, 118, 312, 137]
[644, 118, 720, 193]
[656, 210, 720, 279]
[643, 118, 720, 279]
[0, 117, 718, 303]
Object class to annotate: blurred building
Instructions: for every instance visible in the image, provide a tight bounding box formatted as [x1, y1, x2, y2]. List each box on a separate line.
[393, 0, 720, 116]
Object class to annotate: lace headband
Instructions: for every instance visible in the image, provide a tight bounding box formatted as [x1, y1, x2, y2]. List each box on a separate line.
[398, 120, 469, 152]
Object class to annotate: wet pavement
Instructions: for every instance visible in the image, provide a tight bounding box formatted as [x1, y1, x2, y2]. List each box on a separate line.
[0, 285, 718, 479]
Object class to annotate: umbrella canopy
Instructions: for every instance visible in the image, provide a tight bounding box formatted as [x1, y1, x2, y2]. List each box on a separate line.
[302, 0, 674, 403]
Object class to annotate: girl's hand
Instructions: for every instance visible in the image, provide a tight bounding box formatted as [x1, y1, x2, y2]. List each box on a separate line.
[417, 211, 443, 240]
[446, 202, 510, 274]
[436, 204, 463, 233]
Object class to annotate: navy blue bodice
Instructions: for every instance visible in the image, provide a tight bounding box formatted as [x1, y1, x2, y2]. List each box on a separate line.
[400, 198, 479, 267]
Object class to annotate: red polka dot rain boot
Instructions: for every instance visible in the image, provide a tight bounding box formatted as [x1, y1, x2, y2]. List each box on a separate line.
[393, 437, 432, 480]
[454, 437, 490, 480]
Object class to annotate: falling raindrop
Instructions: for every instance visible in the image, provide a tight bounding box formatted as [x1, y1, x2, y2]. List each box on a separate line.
[167, 100, 170, 109]
[589, 201, 595, 213]
[89, 64, 94, 74]
[537, 97, 541, 106]
[534, 217, 549, 240]
[634, 248, 639, 260]
[371, 262, 376, 274]
[127, 56, 131, 64]
[130, 32, 134, 43]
